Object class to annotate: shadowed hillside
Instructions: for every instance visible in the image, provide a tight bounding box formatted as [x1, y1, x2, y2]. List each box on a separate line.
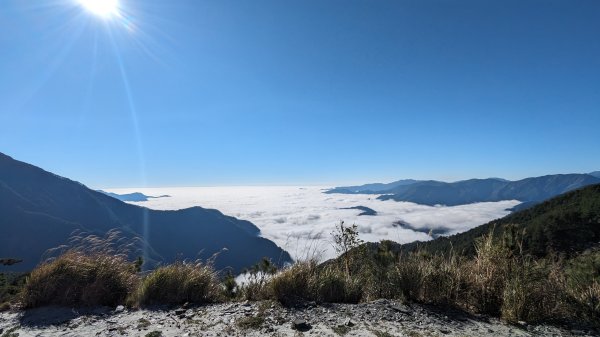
[394, 183, 600, 257]
[328, 175, 600, 207]
[0, 152, 291, 272]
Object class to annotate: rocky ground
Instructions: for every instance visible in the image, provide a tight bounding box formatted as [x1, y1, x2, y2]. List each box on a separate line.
[1, 299, 598, 337]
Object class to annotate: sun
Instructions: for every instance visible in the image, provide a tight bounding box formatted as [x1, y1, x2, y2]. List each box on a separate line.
[78, 0, 120, 18]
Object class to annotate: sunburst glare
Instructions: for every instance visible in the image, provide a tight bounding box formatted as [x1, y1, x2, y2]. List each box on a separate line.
[78, 0, 119, 18]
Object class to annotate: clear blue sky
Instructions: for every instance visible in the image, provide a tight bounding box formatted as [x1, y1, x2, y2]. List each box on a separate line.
[1, 0, 599, 188]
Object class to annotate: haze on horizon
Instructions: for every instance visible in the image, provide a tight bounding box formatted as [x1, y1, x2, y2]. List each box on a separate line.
[1, 0, 599, 188]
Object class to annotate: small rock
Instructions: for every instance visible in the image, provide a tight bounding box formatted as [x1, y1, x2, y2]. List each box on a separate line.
[390, 305, 410, 314]
[174, 308, 186, 316]
[344, 318, 354, 327]
[292, 319, 311, 331]
[115, 305, 125, 313]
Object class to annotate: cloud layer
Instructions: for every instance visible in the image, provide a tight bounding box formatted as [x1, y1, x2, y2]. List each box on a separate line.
[106, 186, 519, 261]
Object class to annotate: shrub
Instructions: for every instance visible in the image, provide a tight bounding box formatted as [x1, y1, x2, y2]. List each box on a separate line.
[0, 272, 27, 305]
[134, 261, 220, 306]
[22, 250, 138, 308]
[464, 232, 512, 315]
[501, 258, 564, 323]
[237, 258, 278, 301]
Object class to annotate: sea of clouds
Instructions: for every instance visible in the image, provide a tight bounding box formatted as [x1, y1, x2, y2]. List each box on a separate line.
[105, 186, 520, 261]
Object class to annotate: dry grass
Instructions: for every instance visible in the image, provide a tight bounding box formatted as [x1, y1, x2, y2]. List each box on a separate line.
[310, 265, 362, 303]
[12, 226, 600, 329]
[134, 261, 221, 306]
[269, 260, 315, 304]
[261, 228, 600, 327]
[22, 250, 138, 308]
[267, 260, 362, 304]
[22, 231, 139, 308]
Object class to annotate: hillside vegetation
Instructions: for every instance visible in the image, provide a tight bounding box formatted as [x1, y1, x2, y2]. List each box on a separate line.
[397, 183, 600, 257]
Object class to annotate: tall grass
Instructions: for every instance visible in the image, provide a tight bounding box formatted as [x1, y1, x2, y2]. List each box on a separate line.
[14, 226, 600, 329]
[133, 261, 221, 306]
[22, 231, 139, 308]
[261, 228, 600, 328]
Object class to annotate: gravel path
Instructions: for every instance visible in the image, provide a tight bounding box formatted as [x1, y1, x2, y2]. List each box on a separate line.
[1, 300, 597, 337]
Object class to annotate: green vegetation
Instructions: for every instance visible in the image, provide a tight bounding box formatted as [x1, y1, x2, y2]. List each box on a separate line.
[0, 326, 20, 337]
[144, 331, 162, 337]
[0, 272, 27, 309]
[137, 318, 151, 329]
[237, 257, 278, 301]
[332, 324, 351, 335]
[399, 183, 600, 258]
[235, 315, 265, 330]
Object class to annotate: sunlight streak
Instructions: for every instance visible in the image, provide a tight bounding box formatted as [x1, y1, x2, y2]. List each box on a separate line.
[107, 25, 150, 263]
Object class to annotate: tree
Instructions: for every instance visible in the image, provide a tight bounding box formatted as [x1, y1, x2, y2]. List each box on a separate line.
[331, 221, 363, 278]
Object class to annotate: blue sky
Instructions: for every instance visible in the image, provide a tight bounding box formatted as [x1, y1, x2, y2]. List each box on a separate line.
[1, 0, 599, 188]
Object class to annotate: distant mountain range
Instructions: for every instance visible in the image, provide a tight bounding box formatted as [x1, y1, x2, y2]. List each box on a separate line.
[327, 174, 600, 207]
[394, 183, 600, 258]
[0, 152, 291, 272]
[97, 191, 171, 202]
[328, 179, 421, 193]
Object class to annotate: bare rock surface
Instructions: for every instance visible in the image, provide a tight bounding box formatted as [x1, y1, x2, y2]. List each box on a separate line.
[1, 300, 597, 336]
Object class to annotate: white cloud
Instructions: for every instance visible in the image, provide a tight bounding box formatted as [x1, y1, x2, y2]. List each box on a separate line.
[106, 186, 519, 262]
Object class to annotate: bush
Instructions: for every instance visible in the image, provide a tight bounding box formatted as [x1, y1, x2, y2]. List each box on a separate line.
[464, 232, 512, 315]
[237, 257, 278, 301]
[134, 261, 220, 306]
[0, 272, 27, 305]
[22, 251, 138, 308]
[500, 258, 564, 323]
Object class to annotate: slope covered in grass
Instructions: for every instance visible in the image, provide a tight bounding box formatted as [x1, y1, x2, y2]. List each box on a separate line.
[397, 183, 600, 257]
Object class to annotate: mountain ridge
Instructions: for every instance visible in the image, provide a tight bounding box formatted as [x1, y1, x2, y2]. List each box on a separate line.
[388, 183, 600, 258]
[328, 174, 600, 206]
[0, 152, 291, 272]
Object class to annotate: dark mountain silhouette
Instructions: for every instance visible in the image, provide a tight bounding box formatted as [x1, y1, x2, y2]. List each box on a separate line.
[341, 206, 377, 216]
[0, 152, 291, 273]
[393, 183, 600, 258]
[329, 175, 600, 206]
[326, 179, 421, 194]
[590, 171, 600, 179]
[97, 190, 170, 202]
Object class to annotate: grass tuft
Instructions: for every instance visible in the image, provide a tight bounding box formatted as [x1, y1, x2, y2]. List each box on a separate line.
[22, 231, 139, 308]
[134, 261, 221, 306]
